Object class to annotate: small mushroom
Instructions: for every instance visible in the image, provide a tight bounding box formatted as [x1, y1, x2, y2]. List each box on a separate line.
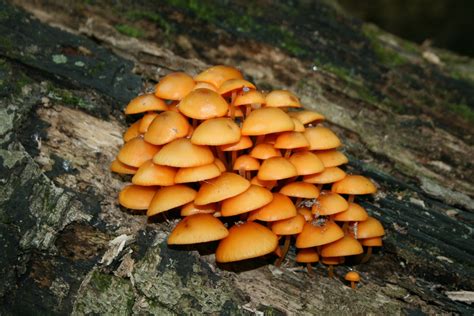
[344, 271, 360, 289]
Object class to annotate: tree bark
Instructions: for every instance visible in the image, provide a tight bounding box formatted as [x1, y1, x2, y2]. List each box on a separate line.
[1, 0, 473, 314]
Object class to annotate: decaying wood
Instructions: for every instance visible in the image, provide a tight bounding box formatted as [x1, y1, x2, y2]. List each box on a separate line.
[1, 0, 473, 314]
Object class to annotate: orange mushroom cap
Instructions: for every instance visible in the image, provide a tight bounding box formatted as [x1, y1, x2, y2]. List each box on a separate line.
[250, 176, 277, 190]
[117, 137, 161, 168]
[194, 65, 243, 88]
[153, 138, 214, 168]
[291, 117, 305, 132]
[191, 118, 241, 146]
[233, 155, 260, 171]
[345, 271, 360, 282]
[167, 214, 228, 245]
[360, 236, 383, 247]
[296, 220, 344, 248]
[303, 167, 346, 184]
[304, 127, 341, 150]
[297, 207, 313, 221]
[274, 132, 309, 149]
[178, 88, 229, 120]
[180, 202, 216, 216]
[144, 111, 190, 145]
[332, 202, 368, 222]
[110, 159, 138, 175]
[250, 143, 281, 159]
[355, 216, 385, 239]
[288, 110, 325, 125]
[154, 72, 195, 101]
[241, 107, 294, 136]
[221, 185, 273, 217]
[119, 185, 157, 210]
[234, 90, 265, 106]
[312, 191, 349, 216]
[218, 79, 256, 96]
[132, 160, 176, 186]
[248, 193, 296, 222]
[139, 112, 159, 134]
[174, 162, 221, 184]
[314, 150, 349, 168]
[194, 172, 250, 205]
[320, 235, 363, 257]
[296, 248, 320, 263]
[193, 81, 218, 92]
[332, 175, 377, 195]
[147, 185, 197, 216]
[280, 182, 320, 199]
[124, 94, 168, 114]
[220, 136, 253, 152]
[258, 157, 297, 181]
[288, 151, 325, 175]
[265, 90, 301, 108]
[123, 120, 142, 142]
[215, 221, 278, 263]
[271, 214, 306, 235]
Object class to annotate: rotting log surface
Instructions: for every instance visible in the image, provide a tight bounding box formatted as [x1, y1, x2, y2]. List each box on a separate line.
[1, 0, 473, 314]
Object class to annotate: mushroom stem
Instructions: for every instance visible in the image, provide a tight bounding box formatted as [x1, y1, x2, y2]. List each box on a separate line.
[306, 263, 313, 275]
[245, 104, 252, 117]
[238, 168, 246, 178]
[328, 265, 334, 278]
[255, 135, 265, 145]
[284, 149, 292, 158]
[192, 119, 198, 129]
[317, 184, 323, 191]
[231, 151, 238, 169]
[215, 147, 229, 171]
[360, 246, 373, 264]
[342, 222, 349, 233]
[230, 91, 237, 121]
[295, 197, 302, 207]
[348, 195, 355, 203]
[275, 236, 291, 267]
[351, 281, 356, 289]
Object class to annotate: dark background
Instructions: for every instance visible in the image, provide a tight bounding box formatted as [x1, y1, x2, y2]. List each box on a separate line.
[338, 0, 474, 57]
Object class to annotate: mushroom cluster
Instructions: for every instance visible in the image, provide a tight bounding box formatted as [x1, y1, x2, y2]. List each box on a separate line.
[111, 65, 385, 277]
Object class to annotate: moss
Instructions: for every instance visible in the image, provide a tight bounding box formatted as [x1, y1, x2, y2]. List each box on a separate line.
[125, 10, 174, 36]
[362, 24, 408, 67]
[47, 87, 95, 112]
[115, 24, 145, 38]
[446, 103, 474, 124]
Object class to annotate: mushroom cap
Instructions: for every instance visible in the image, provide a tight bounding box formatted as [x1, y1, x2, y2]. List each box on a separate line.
[193, 81, 218, 92]
[139, 112, 159, 133]
[360, 236, 383, 247]
[296, 248, 320, 263]
[180, 202, 216, 216]
[117, 137, 161, 168]
[123, 120, 142, 142]
[144, 111, 190, 145]
[250, 143, 281, 159]
[291, 117, 305, 132]
[250, 176, 277, 190]
[194, 65, 243, 88]
[178, 89, 229, 120]
[220, 136, 253, 151]
[215, 222, 278, 263]
[248, 193, 296, 222]
[332, 175, 377, 195]
[265, 90, 301, 108]
[167, 214, 228, 245]
[153, 138, 214, 168]
[303, 167, 346, 184]
[320, 235, 363, 257]
[345, 271, 360, 282]
[258, 157, 297, 181]
[125, 94, 168, 114]
[271, 214, 306, 235]
[312, 192, 349, 216]
[233, 155, 260, 171]
[214, 158, 227, 172]
[147, 185, 197, 216]
[288, 151, 325, 175]
[332, 202, 368, 222]
[241, 107, 294, 136]
[297, 207, 313, 221]
[274, 132, 309, 149]
[191, 118, 241, 146]
[304, 127, 341, 150]
[154, 72, 195, 101]
[221, 184, 273, 217]
[280, 182, 320, 199]
[110, 159, 138, 175]
[234, 90, 265, 106]
[355, 216, 385, 239]
[194, 172, 250, 205]
[288, 110, 325, 125]
[218, 79, 256, 96]
[321, 256, 345, 265]
[132, 160, 176, 186]
[314, 150, 349, 167]
[119, 185, 157, 210]
[296, 220, 344, 248]
[174, 162, 221, 183]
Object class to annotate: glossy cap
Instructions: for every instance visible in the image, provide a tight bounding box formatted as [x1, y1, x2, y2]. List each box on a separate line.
[355, 217, 385, 239]
[118, 185, 157, 210]
[132, 160, 176, 186]
[280, 182, 320, 199]
[233, 155, 260, 171]
[332, 175, 377, 195]
[125, 94, 167, 114]
[147, 185, 197, 216]
[110, 159, 138, 175]
[242, 107, 294, 135]
[274, 132, 309, 149]
[178, 89, 229, 120]
[296, 220, 344, 248]
[191, 118, 241, 146]
[218, 79, 256, 96]
[117, 137, 161, 168]
[265, 90, 301, 108]
[215, 222, 278, 263]
[271, 214, 305, 235]
[296, 248, 320, 263]
[248, 193, 296, 222]
[314, 150, 349, 167]
[194, 65, 243, 88]
[332, 202, 368, 222]
[220, 136, 253, 151]
[139, 112, 159, 133]
[320, 235, 363, 257]
[304, 127, 341, 150]
[123, 120, 142, 142]
[250, 143, 281, 159]
[288, 110, 325, 125]
[155, 72, 195, 100]
[144, 111, 190, 145]
[312, 192, 349, 216]
[288, 151, 325, 175]
[303, 167, 346, 184]
[221, 185, 273, 216]
[180, 202, 216, 216]
[258, 157, 297, 181]
[168, 214, 228, 244]
[194, 172, 250, 205]
[234, 90, 265, 106]
[153, 138, 214, 168]
[345, 271, 360, 282]
[174, 162, 221, 183]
